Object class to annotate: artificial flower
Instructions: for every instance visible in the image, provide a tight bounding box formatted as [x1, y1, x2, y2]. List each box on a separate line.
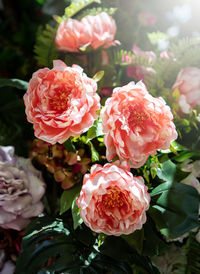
[24, 60, 100, 144]
[55, 12, 119, 52]
[0, 146, 45, 231]
[76, 162, 150, 236]
[172, 67, 200, 113]
[101, 81, 177, 168]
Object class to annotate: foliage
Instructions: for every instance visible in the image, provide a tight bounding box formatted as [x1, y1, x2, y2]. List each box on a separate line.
[34, 24, 59, 67]
[16, 215, 160, 274]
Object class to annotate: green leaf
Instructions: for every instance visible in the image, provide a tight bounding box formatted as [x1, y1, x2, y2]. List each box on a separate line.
[142, 219, 169, 256]
[60, 183, 82, 214]
[63, 138, 76, 152]
[156, 160, 176, 183]
[86, 118, 104, 143]
[173, 151, 200, 162]
[16, 216, 76, 274]
[71, 194, 83, 230]
[64, 0, 101, 19]
[150, 182, 199, 239]
[0, 78, 28, 90]
[122, 229, 144, 254]
[93, 70, 104, 82]
[100, 236, 159, 274]
[88, 141, 100, 162]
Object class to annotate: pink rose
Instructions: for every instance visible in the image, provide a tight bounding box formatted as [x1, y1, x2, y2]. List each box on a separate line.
[24, 60, 100, 144]
[84, 12, 119, 49]
[55, 12, 119, 52]
[55, 18, 93, 52]
[76, 162, 150, 236]
[101, 81, 177, 168]
[172, 67, 200, 113]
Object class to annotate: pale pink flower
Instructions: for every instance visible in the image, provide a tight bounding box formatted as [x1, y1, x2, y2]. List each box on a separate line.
[55, 12, 119, 52]
[172, 67, 200, 113]
[76, 162, 150, 236]
[132, 45, 157, 63]
[181, 159, 200, 194]
[138, 11, 157, 26]
[160, 51, 170, 59]
[24, 60, 100, 144]
[101, 81, 177, 168]
[126, 45, 156, 82]
[0, 146, 45, 231]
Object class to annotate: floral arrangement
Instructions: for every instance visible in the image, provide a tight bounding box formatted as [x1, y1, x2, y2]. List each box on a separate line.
[0, 0, 200, 273]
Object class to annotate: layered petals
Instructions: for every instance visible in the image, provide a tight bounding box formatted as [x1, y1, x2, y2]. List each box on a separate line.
[76, 162, 150, 236]
[172, 67, 200, 113]
[101, 81, 178, 168]
[0, 146, 45, 231]
[24, 60, 100, 144]
[55, 12, 119, 52]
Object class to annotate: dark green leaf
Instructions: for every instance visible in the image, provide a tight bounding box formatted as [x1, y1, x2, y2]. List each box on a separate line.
[156, 160, 176, 183]
[122, 229, 144, 254]
[173, 151, 200, 162]
[16, 216, 75, 274]
[0, 78, 28, 90]
[150, 182, 199, 239]
[88, 141, 100, 162]
[100, 236, 159, 274]
[63, 138, 76, 152]
[60, 183, 82, 215]
[72, 194, 83, 230]
[142, 219, 169, 256]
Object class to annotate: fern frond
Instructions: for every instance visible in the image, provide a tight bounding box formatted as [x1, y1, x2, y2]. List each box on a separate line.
[34, 24, 58, 67]
[113, 49, 155, 67]
[170, 37, 200, 58]
[146, 37, 200, 91]
[76, 7, 117, 20]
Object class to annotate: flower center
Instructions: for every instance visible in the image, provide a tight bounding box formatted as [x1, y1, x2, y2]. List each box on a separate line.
[102, 188, 124, 209]
[127, 105, 150, 129]
[49, 87, 70, 111]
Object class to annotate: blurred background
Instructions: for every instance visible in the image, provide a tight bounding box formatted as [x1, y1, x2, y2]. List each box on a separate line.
[0, 0, 199, 79]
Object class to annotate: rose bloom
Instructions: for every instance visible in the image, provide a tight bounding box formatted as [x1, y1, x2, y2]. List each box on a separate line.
[0, 146, 45, 231]
[76, 162, 150, 236]
[24, 60, 100, 144]
[55, 12, 119, 52]
[101, 81, 177, 168]
[172, 67, 200, 113]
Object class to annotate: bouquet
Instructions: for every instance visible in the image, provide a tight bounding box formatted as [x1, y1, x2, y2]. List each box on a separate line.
[0, 0, 199, 273]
